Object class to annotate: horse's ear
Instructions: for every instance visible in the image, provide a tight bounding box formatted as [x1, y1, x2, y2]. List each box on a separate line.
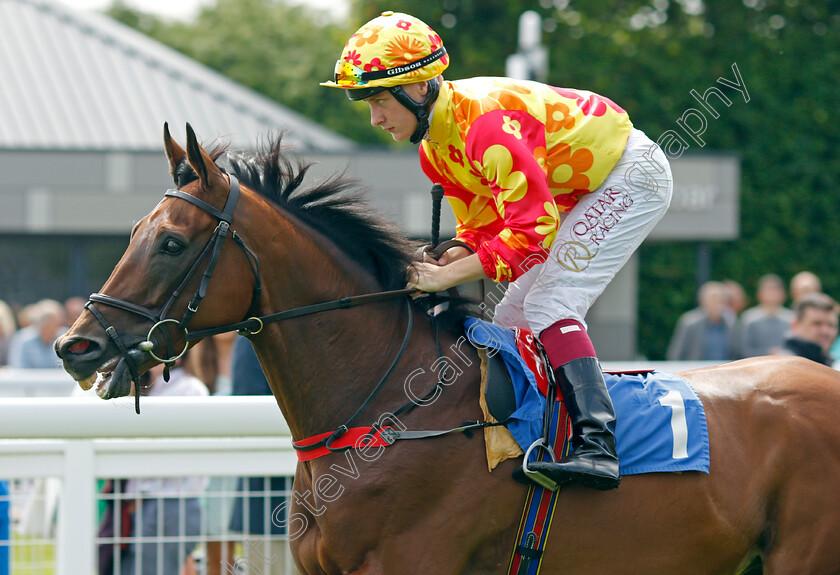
[185, 123, 225, 191]
[163, 122, 186, 184]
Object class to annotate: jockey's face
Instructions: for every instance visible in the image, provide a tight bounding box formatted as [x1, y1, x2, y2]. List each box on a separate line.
[364, 82, 427, 142]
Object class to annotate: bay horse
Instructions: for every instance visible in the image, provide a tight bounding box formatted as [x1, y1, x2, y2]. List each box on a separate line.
[57, 124, 840, 574]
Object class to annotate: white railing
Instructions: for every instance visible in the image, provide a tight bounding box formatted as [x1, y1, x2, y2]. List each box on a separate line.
[0, 396, 297, 575]
[0, 361, 726, 397]
[0, 360, 730, 574]
[0, 369, 78, 397]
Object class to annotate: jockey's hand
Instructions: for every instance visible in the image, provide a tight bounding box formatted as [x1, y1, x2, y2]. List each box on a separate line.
[407, 262, 451, 293]
[423, 245, 472, 267]
[407, 253, 486, 292]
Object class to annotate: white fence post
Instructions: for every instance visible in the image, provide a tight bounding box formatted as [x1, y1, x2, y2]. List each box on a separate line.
[58, 440, 96, 575]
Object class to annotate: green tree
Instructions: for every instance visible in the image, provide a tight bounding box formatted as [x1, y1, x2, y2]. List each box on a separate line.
[354, 0, 840, 358]
[108, 0, 840, 359]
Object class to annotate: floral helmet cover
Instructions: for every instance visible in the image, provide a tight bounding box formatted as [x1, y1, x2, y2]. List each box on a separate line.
[321, 11, 449, 95]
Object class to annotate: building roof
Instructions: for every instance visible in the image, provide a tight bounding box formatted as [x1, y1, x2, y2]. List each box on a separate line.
[0, 0, 354, 152]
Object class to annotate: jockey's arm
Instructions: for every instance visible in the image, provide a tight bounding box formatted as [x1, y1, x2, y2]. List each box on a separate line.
[407, 253, 486, 292]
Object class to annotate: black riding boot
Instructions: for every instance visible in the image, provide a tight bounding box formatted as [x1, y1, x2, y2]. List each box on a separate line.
[520, 357, 620, 491]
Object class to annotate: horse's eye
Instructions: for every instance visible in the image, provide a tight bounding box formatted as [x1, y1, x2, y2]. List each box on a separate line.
[163, 238, 183, 255]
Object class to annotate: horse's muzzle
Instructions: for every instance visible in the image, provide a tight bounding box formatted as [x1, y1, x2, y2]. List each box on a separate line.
[55, 333, 141, 398]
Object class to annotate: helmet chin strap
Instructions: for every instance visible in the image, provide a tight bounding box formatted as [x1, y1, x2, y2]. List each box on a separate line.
[389, 77, 441, 144]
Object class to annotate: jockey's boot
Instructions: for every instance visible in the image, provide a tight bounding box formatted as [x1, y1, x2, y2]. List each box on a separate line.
[522, 357, 621, 491]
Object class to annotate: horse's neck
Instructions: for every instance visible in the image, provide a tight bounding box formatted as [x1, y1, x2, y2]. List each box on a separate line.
[252, 302, 424, 437]
[244, 207, 423, 439]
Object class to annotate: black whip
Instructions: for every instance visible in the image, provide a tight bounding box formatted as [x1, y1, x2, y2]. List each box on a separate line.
[430, 183, 444, 249]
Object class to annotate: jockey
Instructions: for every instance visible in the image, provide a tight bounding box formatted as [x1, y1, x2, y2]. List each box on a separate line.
[322, 11, 673, 491]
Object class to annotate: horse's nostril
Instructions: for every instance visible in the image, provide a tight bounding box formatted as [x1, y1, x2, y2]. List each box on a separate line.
[68, 340, 92, 354]
[61, 337, 100, 359]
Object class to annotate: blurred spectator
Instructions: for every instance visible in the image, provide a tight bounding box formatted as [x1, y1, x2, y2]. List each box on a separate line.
[63, 296, 86, 328]
[789, 271, 822, 304]
[7, 299, 66, 368]
[777, 292, 838, 366]
[667, 281, 735, 361]
[101, 357, 208, 575]
[0, 300, 17, 367]
[724, 279, 748, 316]
[188, 333, 237, 574]
[15, 303, 33, 329]
[734, 274, 794, 358]
[189, 332, 234, 397]
[229, 336, 290, 574]
[96, 478, 127, 575]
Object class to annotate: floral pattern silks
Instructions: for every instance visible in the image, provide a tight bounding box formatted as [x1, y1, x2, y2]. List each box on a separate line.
[420, 77, 632, 282]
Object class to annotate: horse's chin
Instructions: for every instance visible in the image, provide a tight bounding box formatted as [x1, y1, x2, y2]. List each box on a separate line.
[76, 354, 137, 399]
[73, 346, 152, 399]
[93, 357, 135, 399]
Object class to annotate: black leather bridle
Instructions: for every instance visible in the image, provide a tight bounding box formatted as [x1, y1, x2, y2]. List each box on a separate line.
[84, 174, 413, 414]
[82, 173, 498, 462]
[84, 175, 262, 412]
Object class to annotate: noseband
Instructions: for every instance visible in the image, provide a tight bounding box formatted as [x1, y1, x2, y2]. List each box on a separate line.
[84, 175, 263, 413]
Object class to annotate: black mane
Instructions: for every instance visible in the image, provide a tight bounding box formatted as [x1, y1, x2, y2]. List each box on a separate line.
[173, 134, 474, 329]
[175, 135, 415, 291]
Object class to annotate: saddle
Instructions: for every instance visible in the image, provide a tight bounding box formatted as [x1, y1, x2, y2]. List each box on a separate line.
[474, 326, 562, 472]
[467, 317, 710, 477]
[484, 351, 517, 423]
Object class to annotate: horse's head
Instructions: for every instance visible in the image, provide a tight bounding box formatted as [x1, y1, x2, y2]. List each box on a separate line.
[56, 124, 260, 400]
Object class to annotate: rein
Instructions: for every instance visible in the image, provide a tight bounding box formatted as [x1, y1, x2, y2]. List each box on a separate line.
[185, 288, 414, 341]
[292, 188, 500, 461]
[85, 174, 492, 458]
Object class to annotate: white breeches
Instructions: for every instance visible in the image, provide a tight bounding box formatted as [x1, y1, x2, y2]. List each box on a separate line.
[493, 128, 673, 334]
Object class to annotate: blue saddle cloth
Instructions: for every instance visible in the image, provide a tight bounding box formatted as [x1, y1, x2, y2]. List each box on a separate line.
[465, 318, 710, 475]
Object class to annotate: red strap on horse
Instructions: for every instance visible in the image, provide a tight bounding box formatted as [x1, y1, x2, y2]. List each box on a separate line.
[293, 427, 396, 462]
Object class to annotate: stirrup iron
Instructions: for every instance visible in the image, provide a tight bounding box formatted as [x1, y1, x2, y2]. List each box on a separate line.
[522, 438, 559, 491]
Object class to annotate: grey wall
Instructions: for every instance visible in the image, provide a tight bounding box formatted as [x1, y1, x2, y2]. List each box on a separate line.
[0, 149, 739, 238]
[0, 149, 738, 359]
